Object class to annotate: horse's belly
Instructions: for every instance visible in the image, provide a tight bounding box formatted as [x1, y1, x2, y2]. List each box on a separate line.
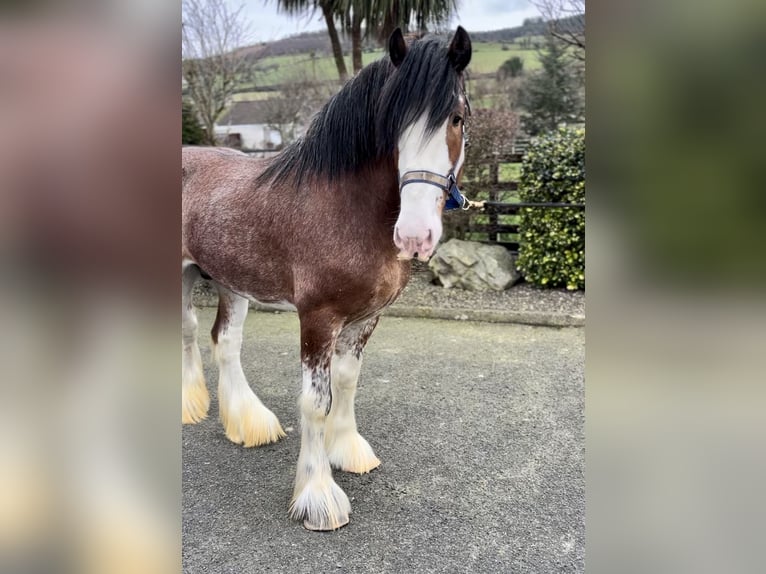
[240, 294, 297, 312]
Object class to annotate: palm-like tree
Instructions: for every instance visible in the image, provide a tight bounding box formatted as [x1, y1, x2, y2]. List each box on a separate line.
[275, 0, 350, 82]
[342, 0, 458, 73]
[369, 0, 457, 43]
[273, 0, 459, 80]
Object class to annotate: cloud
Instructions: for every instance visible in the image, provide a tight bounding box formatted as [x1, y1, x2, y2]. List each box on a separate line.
[481, 0, 535, 14]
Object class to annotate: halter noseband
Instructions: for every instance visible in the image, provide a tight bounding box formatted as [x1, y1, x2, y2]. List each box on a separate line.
[399, 170, 469, 211]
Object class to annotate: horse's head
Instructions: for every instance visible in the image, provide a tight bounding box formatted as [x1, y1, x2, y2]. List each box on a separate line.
[385, 27, 472, 261]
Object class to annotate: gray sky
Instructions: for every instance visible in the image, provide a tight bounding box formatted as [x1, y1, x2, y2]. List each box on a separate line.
[229, 1, 540, 44]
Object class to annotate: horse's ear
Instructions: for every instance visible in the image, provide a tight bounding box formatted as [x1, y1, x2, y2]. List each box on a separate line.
[447, 26, 472, 73]
[388, 28, 407, 68]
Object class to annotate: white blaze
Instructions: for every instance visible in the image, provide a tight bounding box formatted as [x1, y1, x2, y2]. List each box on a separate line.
[395, 110, 466, 260]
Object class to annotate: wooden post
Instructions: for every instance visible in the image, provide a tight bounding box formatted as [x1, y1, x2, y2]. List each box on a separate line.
[488, 161, 499, 242]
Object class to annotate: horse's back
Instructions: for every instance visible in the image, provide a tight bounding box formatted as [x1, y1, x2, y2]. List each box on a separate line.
[181, 146, 294, 298]
[182, 146, 266, 222]
[182, 146, 253, 194]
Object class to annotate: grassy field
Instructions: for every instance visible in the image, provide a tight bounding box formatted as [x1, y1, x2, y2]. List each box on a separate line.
[238, 40, 542, 92]
[468, 42, 542, 75]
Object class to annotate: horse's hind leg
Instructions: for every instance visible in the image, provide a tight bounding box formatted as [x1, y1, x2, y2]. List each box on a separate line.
[325, 317, 381, 474]
[213, 286, 285, 447]
[182, 263, 210, 423]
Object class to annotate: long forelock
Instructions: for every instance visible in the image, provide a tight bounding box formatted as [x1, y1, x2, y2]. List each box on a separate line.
[376, 36, 463, 156]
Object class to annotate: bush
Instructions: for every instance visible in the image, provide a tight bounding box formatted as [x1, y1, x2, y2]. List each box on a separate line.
[497, 56, 523, 80]
[516, 126, 585, 290]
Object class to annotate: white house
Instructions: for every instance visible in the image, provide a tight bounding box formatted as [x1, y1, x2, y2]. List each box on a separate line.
[213, 101, 284, 151]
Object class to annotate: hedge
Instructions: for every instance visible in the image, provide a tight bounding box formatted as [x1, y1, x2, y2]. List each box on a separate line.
[516, 126, 585, 290]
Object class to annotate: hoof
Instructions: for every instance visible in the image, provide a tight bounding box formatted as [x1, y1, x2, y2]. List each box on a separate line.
[303, 517, 349, 531]
[326, 431, 381, 474]
[220, 401, 285, 447]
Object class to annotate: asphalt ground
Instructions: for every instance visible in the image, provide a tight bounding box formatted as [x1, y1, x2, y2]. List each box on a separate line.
[183, 310, 584, 574]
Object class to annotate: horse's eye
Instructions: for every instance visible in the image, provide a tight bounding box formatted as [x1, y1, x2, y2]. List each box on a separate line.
[452, 114, 463, 127]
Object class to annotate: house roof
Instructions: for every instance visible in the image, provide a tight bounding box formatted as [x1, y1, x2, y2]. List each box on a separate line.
[216, 100, 273, 126]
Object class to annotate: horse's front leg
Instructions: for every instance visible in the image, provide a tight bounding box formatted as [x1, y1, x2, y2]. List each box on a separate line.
[290, 310, 350, 531]
[325, 317, 381, 474]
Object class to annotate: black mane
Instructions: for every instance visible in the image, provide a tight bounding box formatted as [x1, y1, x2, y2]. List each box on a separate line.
[257, 34, 464, 187]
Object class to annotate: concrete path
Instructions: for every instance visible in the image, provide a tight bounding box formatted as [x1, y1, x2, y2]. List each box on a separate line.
[183, 310, 584, 573]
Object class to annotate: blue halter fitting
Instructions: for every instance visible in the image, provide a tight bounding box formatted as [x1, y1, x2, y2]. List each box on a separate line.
[398, 170, 469, 211]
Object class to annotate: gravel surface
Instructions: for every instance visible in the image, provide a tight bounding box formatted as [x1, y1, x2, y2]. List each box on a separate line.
[183, 312, 585, 574]
[394, 262, 585, 317]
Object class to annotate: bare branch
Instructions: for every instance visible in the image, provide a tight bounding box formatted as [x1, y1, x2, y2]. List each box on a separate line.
[260, 66, 336, 147]
[529, 0, 585, 58]
[182, 0, 253, 145]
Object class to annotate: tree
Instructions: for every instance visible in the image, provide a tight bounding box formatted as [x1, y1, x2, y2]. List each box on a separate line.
[351, 0, 458, 73]
[529, 0, 585, 61]
[182, 100, 207, 145]
[276, 1, 459, 79]
[275, 0, 349, 82]
[519, 34, 583, 135]
[260, 71, 333, 145]
[182, 0, 253, 145]
[370, 0, 457, 42]
[498, 56, 524, 80]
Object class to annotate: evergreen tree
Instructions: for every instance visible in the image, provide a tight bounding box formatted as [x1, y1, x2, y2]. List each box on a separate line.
[520, 35, 583, 135]
[182, 100, 206, 145]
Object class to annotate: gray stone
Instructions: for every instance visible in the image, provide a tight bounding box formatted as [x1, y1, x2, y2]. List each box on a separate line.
[428, 238, 521, 291]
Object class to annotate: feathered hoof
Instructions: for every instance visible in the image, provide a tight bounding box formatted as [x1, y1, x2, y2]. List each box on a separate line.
[326, 431, 381, 474]
[181, 374, 210, 424]
[220, 400, 286, 447]
[290, 478, 351, 531]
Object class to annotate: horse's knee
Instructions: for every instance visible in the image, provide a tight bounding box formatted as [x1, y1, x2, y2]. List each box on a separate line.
[299, 385, 331, 422]
[214, 329, 243, 361]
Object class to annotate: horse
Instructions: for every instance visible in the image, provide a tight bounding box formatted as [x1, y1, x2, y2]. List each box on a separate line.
[182, 27, 472, 531]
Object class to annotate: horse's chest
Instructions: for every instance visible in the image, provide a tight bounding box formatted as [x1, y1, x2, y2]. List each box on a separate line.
[368, 260, 410, 311]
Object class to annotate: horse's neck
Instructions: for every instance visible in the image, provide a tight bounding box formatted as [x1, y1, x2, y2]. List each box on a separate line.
[347, 159, 399, 214]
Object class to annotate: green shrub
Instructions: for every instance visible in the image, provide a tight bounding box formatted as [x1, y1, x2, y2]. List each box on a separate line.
[517, 126, 585, 290]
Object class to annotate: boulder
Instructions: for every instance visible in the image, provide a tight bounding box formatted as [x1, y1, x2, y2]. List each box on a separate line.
[428, 239, 521, 292]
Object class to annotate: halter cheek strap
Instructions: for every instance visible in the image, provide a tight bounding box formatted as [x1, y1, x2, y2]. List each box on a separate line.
[399, 170, 469, 211]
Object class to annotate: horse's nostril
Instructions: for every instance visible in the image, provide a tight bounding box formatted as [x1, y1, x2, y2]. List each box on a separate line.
[421, 229, 434, 250]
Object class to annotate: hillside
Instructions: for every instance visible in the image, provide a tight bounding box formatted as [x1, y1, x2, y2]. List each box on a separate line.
[194, 14, 585, 121]
[235, 17, 556, 61]
[231, 20, 556, 95]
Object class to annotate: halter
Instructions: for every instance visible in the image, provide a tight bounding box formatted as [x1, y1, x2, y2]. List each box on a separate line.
[399, 170, 469, 210]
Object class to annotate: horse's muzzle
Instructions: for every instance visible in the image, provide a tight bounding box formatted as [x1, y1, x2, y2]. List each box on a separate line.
[394, 227, 435, 261]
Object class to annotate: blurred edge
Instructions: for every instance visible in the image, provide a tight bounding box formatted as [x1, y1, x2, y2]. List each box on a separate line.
[0, 2, 181, 574]
[588, 1, 765, 573]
